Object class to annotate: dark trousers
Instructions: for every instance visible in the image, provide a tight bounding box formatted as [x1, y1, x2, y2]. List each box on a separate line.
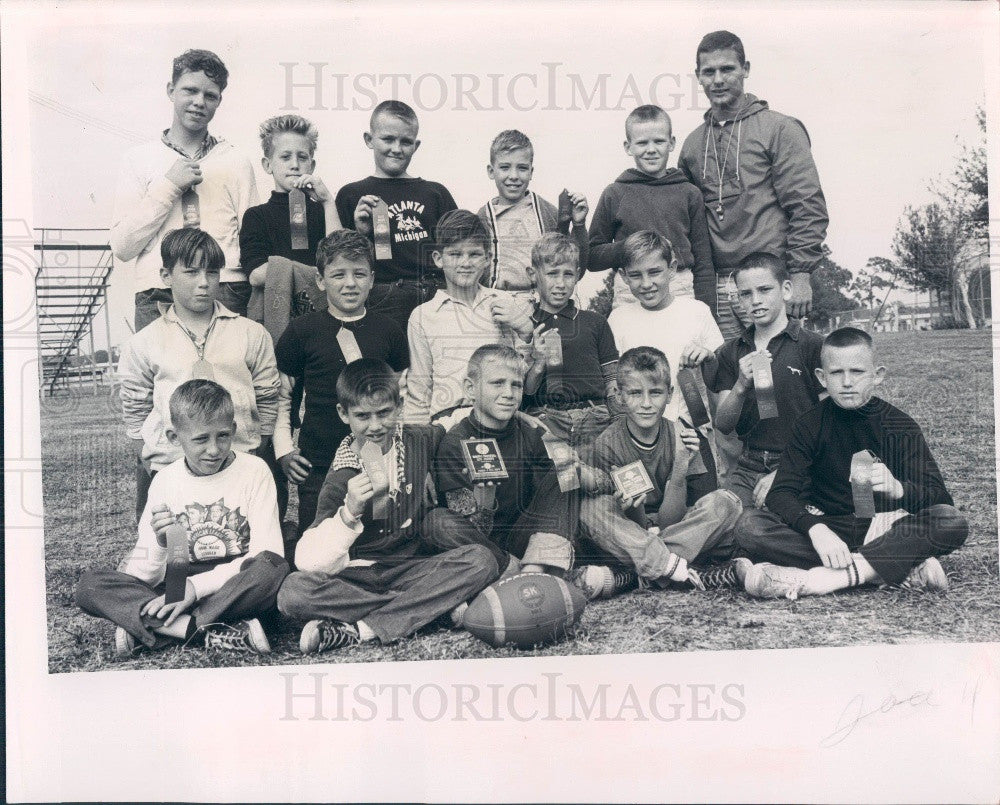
[421, 500, 579, 573]
[733, 504, 969, 585]
[295, 464, 331, 538]
[367, 278, 443, 329]
[134, 281, 252, 332]
[277, 542, 498, 643]
[75, 550, 289, 647]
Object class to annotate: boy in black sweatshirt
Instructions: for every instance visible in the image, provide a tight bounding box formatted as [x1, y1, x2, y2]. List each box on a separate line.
[734, 327, 968, 599]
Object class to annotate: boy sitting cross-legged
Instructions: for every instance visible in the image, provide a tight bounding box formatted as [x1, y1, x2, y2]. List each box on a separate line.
[76, 380, 289, 657]
[277, 358, 499, 654]
[578, 347, 744, 593]
[477, 129, 589, 296]
[705, 251, 825, 508]
[734, 327, 969, 599]
[431, 344, 613, 601]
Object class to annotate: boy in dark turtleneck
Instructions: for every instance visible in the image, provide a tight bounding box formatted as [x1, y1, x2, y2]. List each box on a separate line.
[734, 327, 968, 599]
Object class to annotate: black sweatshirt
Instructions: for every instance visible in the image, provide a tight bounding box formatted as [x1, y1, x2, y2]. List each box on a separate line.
[239, 191, 329, 272]
[765, 396, 953, 535]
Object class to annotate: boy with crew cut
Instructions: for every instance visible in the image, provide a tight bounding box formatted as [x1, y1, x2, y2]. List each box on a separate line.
[589, 105, 716, 313]
[336, 100, 458, 325]
[734, 327, 968, 599]
[277, 358, 498, 654]
[705, 251, 825, 508]
[431, 344, 615, 599]
[274, 230, 409, 549]
[404, 210, 537, 424]
[111, 49, 259, 329]
[240, 114, 342, 284]
[477, 129, 589, 295]
[76, 380, 288, 657]
[522, 232, 620, 450]
[608, 230, 724, 499]
[579, 347, 744, 592]
[118, 228, 280, 521]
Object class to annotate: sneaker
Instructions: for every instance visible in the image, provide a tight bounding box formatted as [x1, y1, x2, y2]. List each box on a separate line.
[570, 565, 614, 601]
[202, 618, 272, 654]
[299, 619, 361, 655]
[450, 602, 469, 628]
[606, 568, 639, 597]
[696, 558, 753, 591]
[744, 562, 808, 600]
[900, 557, 949, 592]
[114, 626, 172, 658]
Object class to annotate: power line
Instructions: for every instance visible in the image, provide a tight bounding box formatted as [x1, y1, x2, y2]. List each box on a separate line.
[28, 92, 147, 143]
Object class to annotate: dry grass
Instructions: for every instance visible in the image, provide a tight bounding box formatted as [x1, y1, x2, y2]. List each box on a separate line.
[42, 330, 1000, 673]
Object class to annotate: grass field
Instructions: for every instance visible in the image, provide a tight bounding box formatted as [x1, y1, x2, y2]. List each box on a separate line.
[41, 330, 1000, 673]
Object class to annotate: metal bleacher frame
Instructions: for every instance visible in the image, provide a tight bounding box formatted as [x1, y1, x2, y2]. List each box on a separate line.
[33, 227, 114, 396]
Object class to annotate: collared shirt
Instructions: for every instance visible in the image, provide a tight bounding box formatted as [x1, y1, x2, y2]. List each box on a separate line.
[523, 300, 618, 408]
[161, 128, 219, 160]
[707, 317, 824, 452]
[404, 287, 526, 423]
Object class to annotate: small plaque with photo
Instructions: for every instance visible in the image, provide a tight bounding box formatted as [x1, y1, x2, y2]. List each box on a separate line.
[461, 438, 509, 481]
[611, 460, 655, 499]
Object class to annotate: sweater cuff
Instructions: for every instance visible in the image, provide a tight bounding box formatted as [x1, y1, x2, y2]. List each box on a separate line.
[149, 174, 185, 207]
[293, 505, 363, 574]
[792, 511, 823, 536]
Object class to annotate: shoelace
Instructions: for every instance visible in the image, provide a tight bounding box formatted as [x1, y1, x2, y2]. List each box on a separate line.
[317, 622, 359, 652]
[698, 563, 738, 590]
[610, 569, 638, 592]
[202, 623, 250, 650]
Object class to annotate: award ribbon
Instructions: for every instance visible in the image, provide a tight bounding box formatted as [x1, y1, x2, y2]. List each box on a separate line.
[676, 367, 710, 428]
[180, 188, 201, 229]
[289, 188, 309, 250]
[336, 325, 363, 363]
[556, 189, 573, 234]
[751, 352, 779, 420]
[358, 441, 391, 520]
[164, 522, 190, 604]
[373, 199, 393, 261]
[850, 450, 877, 518]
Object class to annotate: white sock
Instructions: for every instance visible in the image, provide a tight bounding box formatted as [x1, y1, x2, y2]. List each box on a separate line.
[356, 620, 376, 642]
[153, 614, 191, 640]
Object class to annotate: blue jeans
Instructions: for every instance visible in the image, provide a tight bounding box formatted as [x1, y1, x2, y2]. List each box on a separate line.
[368, 278, 443, 329]
[715, 273, 751, 340]
[525, 403, 613, 452]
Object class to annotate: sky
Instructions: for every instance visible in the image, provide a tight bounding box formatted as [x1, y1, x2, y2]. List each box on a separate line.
[16, 0, 995, 348]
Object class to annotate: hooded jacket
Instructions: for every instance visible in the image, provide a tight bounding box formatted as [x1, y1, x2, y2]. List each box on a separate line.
[588, 167, 716, 309]
[678, 93, 828, 275]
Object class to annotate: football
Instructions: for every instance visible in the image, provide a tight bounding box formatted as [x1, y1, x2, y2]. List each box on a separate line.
[464, 572, 586, 650]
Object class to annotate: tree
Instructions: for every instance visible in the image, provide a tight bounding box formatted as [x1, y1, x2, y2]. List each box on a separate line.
[849, 257, 902, 324]
[892, 202, 973, 327]
[808, 253, 857, 331]
[936, 105, 988, 238]
[587, 270, 616, 319]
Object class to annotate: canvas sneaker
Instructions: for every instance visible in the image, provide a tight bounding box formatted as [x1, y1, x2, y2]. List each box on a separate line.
[695, 558, 753, 591]
[450, 602, 469, 628]
[744, 562, 808, 600]
[569, 565, 613, 601]
[114, 626, 173, 658]
[606, 568, 639, 597]
[900, 557, 949, 592]
[299, 619, 361, 655]
[202, 618, 272, 654]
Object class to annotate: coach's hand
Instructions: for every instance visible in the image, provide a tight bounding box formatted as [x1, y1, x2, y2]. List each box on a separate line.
[141, 579, 197, 626]
[150, 503, 175, 548]
[345, 471, 375, 519]
[787, 273, 813, 318]
[165, 158, 203, 191]
[279, 449, 313, 484]
[808, 523, 851, 569]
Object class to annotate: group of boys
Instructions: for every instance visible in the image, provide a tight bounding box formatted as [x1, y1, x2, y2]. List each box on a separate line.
[77, 34, 968, 659]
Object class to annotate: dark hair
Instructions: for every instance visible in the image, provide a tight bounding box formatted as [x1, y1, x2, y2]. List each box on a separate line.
[735, 251, 789, 283]
[621, 230, 677, 269]
[531, 232, 580, 273]
[258, 114, 318, 158]
[490, 129, 533, 163]
[160, 228, 225, 272]
[696, 31, 747, 69]
[467, 343, 523, 382]
[169, 379, 234, 427]
[617, 346, 671, 386]
[370, 99, 419, 130]
[823, 327, 873, 352]
[435, 209, 492, 251]
[316, 229, 375, 275]
[171, 49, 229, 92]
[625, 104, 672, 139]
[336, 358, 401, 410]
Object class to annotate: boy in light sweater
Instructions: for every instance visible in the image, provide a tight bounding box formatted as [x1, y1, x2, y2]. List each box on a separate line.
[110, 49, 258, 329]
